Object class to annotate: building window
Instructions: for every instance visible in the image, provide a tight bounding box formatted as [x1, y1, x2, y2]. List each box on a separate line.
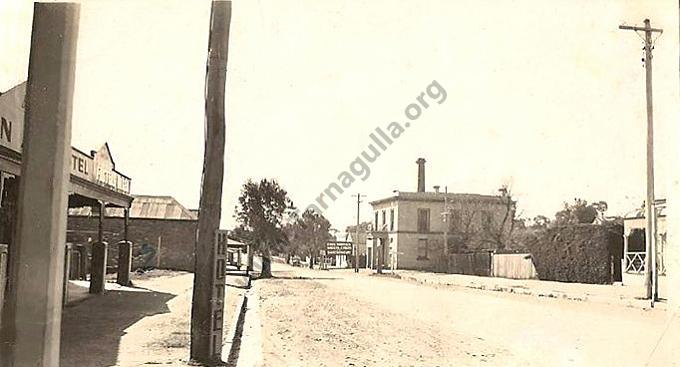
[375, 211, 379, 230]
[417, 238, 428, 260]
[382, 210, 386, 230]
[417, 208, 430, 233]
[389, 209, 395, 231]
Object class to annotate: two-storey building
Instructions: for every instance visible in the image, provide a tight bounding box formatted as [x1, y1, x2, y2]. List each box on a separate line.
[368, 158, 515, 271]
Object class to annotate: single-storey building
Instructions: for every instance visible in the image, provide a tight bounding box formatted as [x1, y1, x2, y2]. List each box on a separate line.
[67, 195, 199, 272]
[1, 82, 134, 323]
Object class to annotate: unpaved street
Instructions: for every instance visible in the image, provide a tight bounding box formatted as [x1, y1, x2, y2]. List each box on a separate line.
[254, 263, 679, 367]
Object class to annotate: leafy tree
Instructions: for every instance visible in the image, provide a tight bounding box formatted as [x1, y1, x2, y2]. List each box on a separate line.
[234, 178, 294, 278]
[285, 209, 332, 268]
[532, 215, 551, 228]
[446, 185, 517, 252]
[554, 198, 604, 225]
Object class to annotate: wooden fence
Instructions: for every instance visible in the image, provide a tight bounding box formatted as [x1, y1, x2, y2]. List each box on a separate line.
[492, 253, 538, 279]
[447, 252, 493, 276]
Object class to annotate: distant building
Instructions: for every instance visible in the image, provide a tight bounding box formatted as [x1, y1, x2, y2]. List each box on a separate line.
[622, 199, 667, 275]
[347, 223, 371, 267]
[368, 158, 514, 271]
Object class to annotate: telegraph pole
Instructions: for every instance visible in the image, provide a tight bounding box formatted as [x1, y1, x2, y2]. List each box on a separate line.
[190, 1, 232, 363]
[619, 19, 662, 306]
[354, 194, 362, 273]
[442, 186, 449, 256]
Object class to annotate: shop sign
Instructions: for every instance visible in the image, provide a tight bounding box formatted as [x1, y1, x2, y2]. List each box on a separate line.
[0, 83, 25, 153]
[93, 144, 131, 195]
[0, 83, 131, 195]
[71, 149, 94, 181]
[326, 242, 353, 256]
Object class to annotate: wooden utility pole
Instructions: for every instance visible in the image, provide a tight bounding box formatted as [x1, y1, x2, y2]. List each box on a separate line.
[355, 194, 360, 272]
[0, 3, 80, 365]
[190, 1, 231, 363]
[354, 194, 365, 273]
[619, 19, 662, 306]
[442, 186, 449, 256]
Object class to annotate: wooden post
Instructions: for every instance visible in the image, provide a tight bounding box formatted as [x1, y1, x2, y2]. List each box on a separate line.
[157, 236, 162, 268]
[355, 194, 360, 273]
[0, 3, 80, 365]
[247, 244, 254, 273]
[190, 1, 231, 363]
[124, 207, 130, 242]
[63, 244, 72, 306]
[116, 241, 132, 286]
[98, 200, 105, 243]
[90, 201, 107, 294]
[623, 232, 629, 271]
[619, 19, 663, 304]
[377, 238, 383, 274]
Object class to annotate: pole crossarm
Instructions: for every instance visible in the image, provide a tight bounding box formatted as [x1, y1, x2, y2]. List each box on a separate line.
[618, 24, 663, 33]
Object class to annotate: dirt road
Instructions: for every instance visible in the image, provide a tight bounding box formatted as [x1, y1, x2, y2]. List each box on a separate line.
[253, 263, 679, 367]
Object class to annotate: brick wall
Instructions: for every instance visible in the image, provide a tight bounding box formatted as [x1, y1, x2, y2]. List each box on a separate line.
[67, 215, 197, 272]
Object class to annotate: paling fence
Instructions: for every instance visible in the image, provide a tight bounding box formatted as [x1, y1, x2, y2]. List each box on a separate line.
[447, 252, 492, 276]
[446, 251, 538, 280]
[491, 253, 538, 279]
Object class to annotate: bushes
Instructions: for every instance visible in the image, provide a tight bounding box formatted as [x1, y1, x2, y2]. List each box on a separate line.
[523, 224, 622, 284]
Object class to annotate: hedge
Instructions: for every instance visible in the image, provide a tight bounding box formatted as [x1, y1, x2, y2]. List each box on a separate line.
[522, 224, 622, 284]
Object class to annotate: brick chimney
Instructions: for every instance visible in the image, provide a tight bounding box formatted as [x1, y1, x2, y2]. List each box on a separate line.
[416, 158, 426, 192]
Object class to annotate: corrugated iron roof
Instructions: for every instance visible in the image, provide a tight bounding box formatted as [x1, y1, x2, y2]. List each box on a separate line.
[69, 195, 197, 220]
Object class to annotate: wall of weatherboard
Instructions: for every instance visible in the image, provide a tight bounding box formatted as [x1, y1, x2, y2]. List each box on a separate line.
[67, 215, 197, 272]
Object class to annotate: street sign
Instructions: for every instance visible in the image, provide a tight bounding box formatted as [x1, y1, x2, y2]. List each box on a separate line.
[326, 241, 353, 255]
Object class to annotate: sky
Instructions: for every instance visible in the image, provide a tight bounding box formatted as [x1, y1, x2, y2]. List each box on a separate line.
[0, 0, 679, 231]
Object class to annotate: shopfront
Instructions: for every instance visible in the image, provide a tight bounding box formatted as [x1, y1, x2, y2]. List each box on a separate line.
[0, 82, 134, 320]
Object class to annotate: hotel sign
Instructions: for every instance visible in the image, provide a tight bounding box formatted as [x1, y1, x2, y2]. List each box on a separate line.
[92, 144, 131, 195]
[0, 83, 131, 195]
[71, 148, 93, 181]
[0, 83, 25, 153]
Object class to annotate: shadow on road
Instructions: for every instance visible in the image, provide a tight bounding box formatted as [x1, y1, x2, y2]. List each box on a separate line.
[269, 276, 341, 281]
[60, 284, 175, 367]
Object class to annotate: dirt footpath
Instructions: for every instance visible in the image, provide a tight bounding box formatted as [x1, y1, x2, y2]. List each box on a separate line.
[60, 270, 245, 367]
[257, 275, 518, 367]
